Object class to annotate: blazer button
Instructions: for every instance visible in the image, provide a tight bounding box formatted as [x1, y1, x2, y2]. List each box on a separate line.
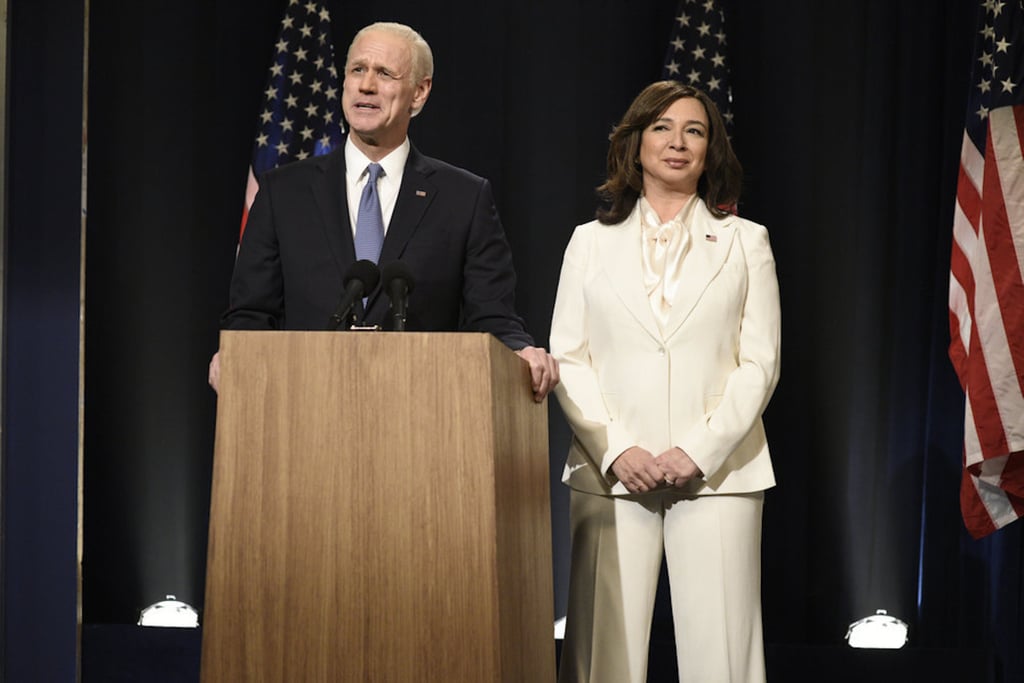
[657, 347, 666, 356]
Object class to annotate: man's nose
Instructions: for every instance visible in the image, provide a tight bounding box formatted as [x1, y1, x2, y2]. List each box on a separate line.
[358, 71, 376, 92]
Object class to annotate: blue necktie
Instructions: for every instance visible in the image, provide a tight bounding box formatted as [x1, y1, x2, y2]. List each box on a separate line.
[354, 163, 385, 264]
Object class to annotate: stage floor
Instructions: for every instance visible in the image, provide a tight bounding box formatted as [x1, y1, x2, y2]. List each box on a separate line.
[82, 624, 988, 682]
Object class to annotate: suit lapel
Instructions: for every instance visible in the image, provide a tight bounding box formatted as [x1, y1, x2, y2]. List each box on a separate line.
[598, 208, 662, 342]
[378, 146, 436, 264]
[309, 148, 356, 275]
[662, 202, 737, 340]
[366, 145, 437, 318]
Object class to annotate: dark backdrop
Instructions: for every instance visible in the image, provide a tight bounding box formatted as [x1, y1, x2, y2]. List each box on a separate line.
[25, 0, 1013, 678]
[3, 0, 84, 679]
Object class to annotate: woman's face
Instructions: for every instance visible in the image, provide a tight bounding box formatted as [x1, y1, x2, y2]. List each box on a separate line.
[638, 97, 709, 197]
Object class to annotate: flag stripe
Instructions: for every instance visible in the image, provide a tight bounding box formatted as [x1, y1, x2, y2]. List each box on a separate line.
[961, 128, 986, 198]
[1000, 449, 1024, 499]
[964, 245, 1010, 467]
[239, 167, 259, 237]
[961, 471, 998, 538]
[956, 165, 983, 231]
[950, 204, 977, 358]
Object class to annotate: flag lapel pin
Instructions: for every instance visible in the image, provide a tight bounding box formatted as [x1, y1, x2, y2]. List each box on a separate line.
[415, 190, 427, 197]
[705, 233, 718, 242]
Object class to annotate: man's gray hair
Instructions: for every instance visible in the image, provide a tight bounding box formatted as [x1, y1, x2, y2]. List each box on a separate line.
[347, 22, 434, 84]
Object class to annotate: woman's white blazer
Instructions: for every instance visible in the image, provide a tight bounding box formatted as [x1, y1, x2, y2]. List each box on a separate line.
[551, 200, 781, 496]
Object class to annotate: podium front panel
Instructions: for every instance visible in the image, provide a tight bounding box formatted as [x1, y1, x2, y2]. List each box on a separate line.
[201, 331, 554, 682]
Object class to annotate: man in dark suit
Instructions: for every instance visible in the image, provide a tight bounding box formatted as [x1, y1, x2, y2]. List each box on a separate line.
[210, 21, 558, 400]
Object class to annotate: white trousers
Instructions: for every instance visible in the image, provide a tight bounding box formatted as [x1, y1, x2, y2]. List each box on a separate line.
[558, 489, 766, 683]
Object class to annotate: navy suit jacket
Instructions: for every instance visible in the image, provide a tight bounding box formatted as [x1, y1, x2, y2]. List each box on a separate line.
[222, 142, 534, 349]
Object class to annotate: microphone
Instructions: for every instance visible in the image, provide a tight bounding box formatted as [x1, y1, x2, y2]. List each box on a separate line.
[380, 261, 415, 332]
[327, 260, 380, 331]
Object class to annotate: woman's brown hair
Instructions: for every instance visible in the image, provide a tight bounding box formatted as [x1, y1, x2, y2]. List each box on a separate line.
[596, 81, 742, 225]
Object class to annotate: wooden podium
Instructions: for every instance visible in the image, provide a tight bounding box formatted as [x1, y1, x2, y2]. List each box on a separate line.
[200, 331, 555, 682]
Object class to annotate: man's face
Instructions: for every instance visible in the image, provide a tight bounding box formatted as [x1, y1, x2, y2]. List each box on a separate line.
[342, 30, 431, 155]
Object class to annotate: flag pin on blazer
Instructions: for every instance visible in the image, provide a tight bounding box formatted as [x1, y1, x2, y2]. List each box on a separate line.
[415, 190, 427, 197]
[705, 233, 717, 242]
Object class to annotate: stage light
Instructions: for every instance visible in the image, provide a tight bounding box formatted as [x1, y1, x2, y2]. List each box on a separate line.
[554, 616, 566, 640]
[138, 595, 199, 628]
[845, 609, 908, 649]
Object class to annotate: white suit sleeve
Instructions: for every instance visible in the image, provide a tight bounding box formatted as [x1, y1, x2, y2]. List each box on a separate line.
[678, 223, 781, 480]
[550, 227, 637, 480]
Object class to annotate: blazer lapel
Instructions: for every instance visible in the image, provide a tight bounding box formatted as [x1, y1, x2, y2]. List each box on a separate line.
[366, 145, 437, 317]
[378, 146, 436, 264]
[599, 208, 662, 342]
[309, 148, 356, 276]
[662, 201, 737, 340]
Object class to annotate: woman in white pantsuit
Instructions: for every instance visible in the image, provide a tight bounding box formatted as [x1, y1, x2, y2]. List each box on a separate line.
[551, 81, 781, 683]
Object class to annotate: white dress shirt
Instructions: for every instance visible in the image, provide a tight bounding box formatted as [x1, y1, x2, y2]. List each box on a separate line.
[344, 137, 410, 237]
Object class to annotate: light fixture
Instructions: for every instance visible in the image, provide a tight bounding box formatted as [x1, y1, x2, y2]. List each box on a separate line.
[138, 595, 200, 628]
[554, 616, 566, 640]
[845, 609, 908, 649]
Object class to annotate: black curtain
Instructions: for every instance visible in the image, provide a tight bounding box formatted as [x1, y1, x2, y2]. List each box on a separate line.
[78, 0, 1023, 678]
[3, 0, 84, 678]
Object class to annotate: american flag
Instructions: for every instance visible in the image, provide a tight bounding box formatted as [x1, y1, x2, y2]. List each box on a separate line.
[949, 0, 1024, 539]
[661, 0, 734, 135]
[240, 0, 345, 237]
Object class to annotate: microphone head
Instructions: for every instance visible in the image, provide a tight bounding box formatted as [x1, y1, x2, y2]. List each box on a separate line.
[380, 260, 415, 294]
[345, 259, 381, 291]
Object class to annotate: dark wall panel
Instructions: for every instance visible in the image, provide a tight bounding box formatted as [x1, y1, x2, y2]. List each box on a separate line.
[3, 0, 85, 679]
[81, 0, 285, 623]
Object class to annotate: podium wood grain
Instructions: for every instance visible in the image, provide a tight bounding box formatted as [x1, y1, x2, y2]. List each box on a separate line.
[200, 331, 555, 682]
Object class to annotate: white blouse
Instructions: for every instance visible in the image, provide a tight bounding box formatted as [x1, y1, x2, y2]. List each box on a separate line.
[639, 194, 698, 334]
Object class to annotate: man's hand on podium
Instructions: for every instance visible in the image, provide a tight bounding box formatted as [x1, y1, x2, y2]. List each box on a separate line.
[515, 345, 559, 402]
[208, 351, 221, 394]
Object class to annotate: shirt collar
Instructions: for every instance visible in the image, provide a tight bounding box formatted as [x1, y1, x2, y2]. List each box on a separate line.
[345, 136, 411, 183]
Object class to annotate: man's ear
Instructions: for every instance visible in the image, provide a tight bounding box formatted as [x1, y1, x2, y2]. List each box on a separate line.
[410, 77, 432, 115]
